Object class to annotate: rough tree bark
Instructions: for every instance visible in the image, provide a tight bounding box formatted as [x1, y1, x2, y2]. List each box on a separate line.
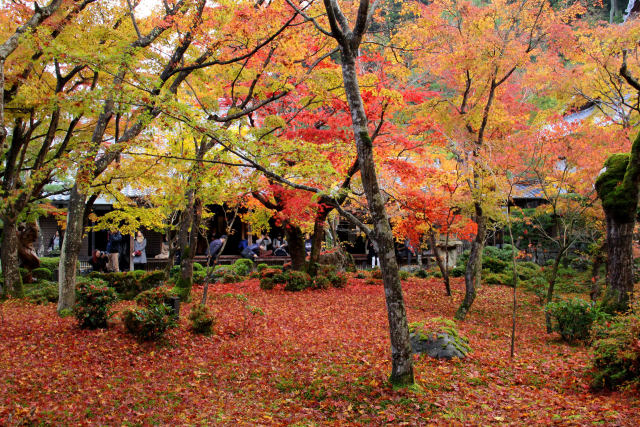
[429, 233, 451, 296]
[595, 131, 640, 313]
[320, 0, 414, 385]
[455, 204, 486, 320]
[0, 220, 22, 298]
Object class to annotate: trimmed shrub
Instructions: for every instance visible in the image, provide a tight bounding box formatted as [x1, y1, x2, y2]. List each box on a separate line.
[259, 277, 275, 290]
[399, 270, 410, 280]
[233, 258, 253, 276]
[545, 298, 609, 342]
[272, 273, 287, 284]
[313, 275, 330, 290]
[193, 262, 204, 272]
[328, 272, 347, 288]
[123, 303, 177, 341]
[24, 280, 58, 304]
[256, 263, 269, 272]
[260, 268, 280, 279]
[450, 265, 465, 277]
[590, 302, 640, 390]
[189, 304, 215, 335]
[370, 268, 382, 279]
[222, 271, 242, 283]
[193, 269, 207, 285]
[31, 267, 53, 281]
[284, 271, 312, 292]
[38, 257, 60, 272]
[355, 272, 366, 279]
[134, 286, 176, 308]
[483, 257, 509, 273]
[88, 271, 165, 300]
[74, 278, 118, 329]
[414, 269, 429, 279]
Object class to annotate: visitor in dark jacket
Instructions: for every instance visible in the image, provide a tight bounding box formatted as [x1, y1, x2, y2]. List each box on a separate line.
[207, 235, 227, 266]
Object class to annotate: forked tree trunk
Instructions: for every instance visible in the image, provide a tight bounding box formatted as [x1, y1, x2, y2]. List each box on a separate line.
[308, 208, 330, 275]
[1, 219, 22, 298]
[602, 216, 634, 311]
[456, 204, 486, 320]
[429, 233, 451, 296]
[58, 184, 87, 312]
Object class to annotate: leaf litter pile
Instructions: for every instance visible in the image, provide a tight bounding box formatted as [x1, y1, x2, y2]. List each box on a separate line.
[1, 277, 638, 425]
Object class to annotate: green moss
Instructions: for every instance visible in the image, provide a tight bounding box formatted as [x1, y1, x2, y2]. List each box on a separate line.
[595, 154, 637, 222]
[596, 131, 640, 223]
[174, 276, 192, 302]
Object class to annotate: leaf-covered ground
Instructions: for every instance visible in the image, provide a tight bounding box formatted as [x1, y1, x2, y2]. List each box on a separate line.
[1, 277, 639, 425]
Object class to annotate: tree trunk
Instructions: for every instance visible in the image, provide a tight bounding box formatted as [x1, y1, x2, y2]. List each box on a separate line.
[1, 219, 23, 298]
[284, 223, 306, 271]
[57, 184, 87, 312]
[429, 233, 451, 296]
[309, 209, 329, 266]
[340, 55, 413, 386]
[456, 204, 486, 320]
[177, 190, 199, 302]
[602, 215, 634, 312]
[544, 249, 565, 332]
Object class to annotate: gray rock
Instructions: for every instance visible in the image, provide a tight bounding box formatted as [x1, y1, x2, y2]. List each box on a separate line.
[410, 331, 469, 359]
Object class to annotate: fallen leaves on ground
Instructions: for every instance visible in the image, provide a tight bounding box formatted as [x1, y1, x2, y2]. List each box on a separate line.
[0, 277, 638, 425]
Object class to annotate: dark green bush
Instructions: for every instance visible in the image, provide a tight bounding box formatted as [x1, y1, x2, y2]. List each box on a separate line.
[74, 278, 118, 329]
[415, 269, 429, 279]
[483, 272, 510, 286]
[24, 280, 58, 304]
[399, 270, 410, 280]
[272, 273, 287, 284]
[370, 268, 382, 279]
[328, 272, 347, 288]
[193, 269, 207, 285]
[450, 265, 465, 277]
[31, 267, 53, 281]
[38, 257, 60, 272]
[188, 304, 215, 335]
[546, 298, 609, 342]
[123, 303, 177, 341]
[355, 272, 366, 279]
[313, 275, 330, 290]
[222, 271, 242, 283]
[134, 286, 176, 308]
[483, 257, 509, 273]
[88, 271, 164, 300]
[259, 277, 275, 290]
[590, 302, 640, 390]
[233, 258, 253, 276]
[257, 263, 268, 272]
[284, 271, 312, 292]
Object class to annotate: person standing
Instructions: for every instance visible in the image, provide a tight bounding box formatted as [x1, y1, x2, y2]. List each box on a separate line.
[367, 238, 379, 269]
[48, 230, 61, 254]
[207, 235, 227, 266]
[107, 230, 123, 272]
[132, 231, 147, 271]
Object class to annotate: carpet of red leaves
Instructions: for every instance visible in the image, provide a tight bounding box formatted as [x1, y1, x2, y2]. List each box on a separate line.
[1, 277, 639, 425]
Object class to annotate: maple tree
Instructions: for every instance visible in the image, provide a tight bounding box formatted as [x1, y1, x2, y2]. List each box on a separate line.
[0, 0, 99, 297]
[568, 16, 640, 312]
[394, 0, 585, 320]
